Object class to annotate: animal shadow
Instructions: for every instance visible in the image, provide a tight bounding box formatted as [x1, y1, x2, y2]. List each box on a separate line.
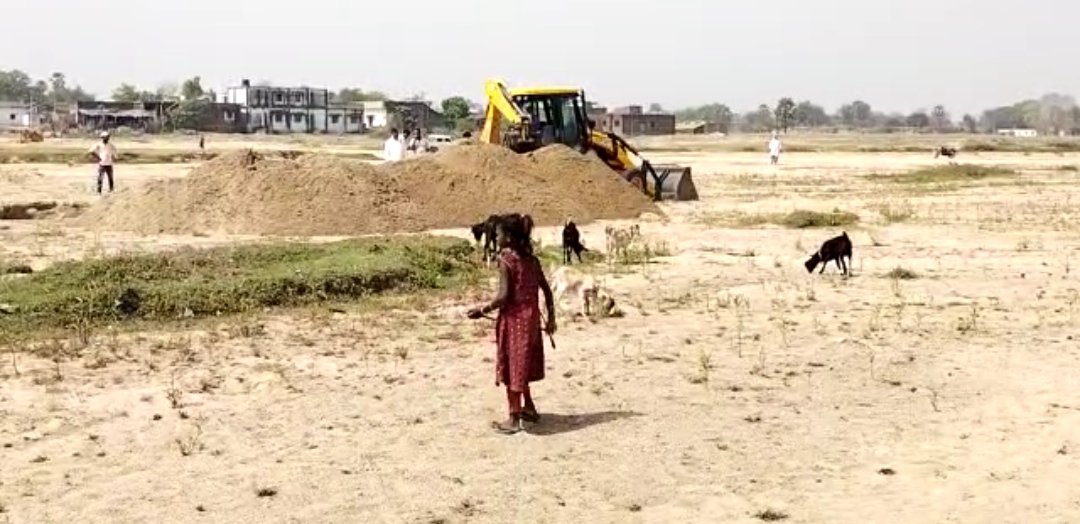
[525, 410, 641, 436]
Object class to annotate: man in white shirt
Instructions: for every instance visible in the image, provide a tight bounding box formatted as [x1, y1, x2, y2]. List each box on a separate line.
[383, 128, 403, 162]
[88, 131, 117, 193]
[768, 132, 782, 165]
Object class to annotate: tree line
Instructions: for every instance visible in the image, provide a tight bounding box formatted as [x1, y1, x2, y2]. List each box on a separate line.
[4, 69, 1078, 134]
[671, 93, 1080, 135]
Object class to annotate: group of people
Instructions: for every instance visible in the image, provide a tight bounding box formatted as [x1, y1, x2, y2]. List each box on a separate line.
[381, 127, 429, 162]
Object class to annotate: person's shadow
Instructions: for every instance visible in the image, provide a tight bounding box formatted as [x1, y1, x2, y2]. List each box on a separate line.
[525, 410, 641, 436]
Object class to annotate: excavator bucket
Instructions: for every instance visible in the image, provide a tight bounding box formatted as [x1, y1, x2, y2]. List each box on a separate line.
[646, 164, 698, 201]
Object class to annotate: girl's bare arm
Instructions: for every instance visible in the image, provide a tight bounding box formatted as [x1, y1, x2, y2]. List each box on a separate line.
[481, 260, 512, 314]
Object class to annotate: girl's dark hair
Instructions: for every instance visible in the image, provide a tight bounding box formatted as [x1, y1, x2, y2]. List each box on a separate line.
[499, 213, 534, 256]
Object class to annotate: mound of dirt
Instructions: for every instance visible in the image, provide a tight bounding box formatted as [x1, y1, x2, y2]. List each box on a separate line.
[79, 143, 660, 236]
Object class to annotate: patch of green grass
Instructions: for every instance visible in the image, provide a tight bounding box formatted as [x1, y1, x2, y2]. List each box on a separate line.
[533, 242, 604, 268]
[869, 164, 1017, 184]
[0, 236, 478, 338]
[701, 209, 859, 229]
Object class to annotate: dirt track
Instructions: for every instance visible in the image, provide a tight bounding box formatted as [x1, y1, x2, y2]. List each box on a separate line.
[3, 148, 1080, 523]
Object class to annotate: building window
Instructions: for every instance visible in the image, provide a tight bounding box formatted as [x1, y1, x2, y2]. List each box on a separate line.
[293, 113, 304, 123]
[349, 115, 360, 124]
[8, 114, 14, 120]
[273, 113, 283, 123]
[293, 93, 304, 104]
[330, 115, 341, 124]
[274, 93, 284, 104]
[223, 110, 235, 121]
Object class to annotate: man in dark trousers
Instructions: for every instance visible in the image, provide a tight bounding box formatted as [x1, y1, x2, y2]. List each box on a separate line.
[87, 131, 117, 194]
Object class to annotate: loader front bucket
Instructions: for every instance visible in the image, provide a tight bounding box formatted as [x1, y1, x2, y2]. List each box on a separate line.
[646, 164, 698, 201]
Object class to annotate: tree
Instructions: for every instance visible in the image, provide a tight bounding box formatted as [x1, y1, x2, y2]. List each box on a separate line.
[112, 84, 142, 102]
[673, 103, 733, 125]
[0, 69, 42, 101]
[440, 96, 471, 122]
[774, 97, 796, 133]
[335, 88, 387, 103]
[168, 99, 212, 130]
[906, 112, 930, 129]
[930, 105, 950, 131]
[961, 114, 978, 133]
[742, 104, 775, 132]
[156, 82, 180, 101]
[838, 100, 873, 127]
[794, 101, 831, 127]
[180, 76, 204, 101]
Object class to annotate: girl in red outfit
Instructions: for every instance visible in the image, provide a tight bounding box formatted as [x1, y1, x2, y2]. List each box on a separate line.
[468, 214, 556, 434]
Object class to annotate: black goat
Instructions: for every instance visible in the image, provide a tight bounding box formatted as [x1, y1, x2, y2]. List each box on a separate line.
[805, 231, 852, 276]
[561, 220, 588, 263]
[470, 214, 501, 264]
[470, 213, 536, 264]
[934, 146, 958, 159]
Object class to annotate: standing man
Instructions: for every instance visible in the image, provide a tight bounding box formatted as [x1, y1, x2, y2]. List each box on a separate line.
[383, 127, 404, 162]
[88, 131, 117, 194]
[768, 132, 782, 165]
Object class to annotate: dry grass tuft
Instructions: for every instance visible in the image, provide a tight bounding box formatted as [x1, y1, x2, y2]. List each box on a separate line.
[885, 267, 919, 280]
[870, 164, 1016, 185]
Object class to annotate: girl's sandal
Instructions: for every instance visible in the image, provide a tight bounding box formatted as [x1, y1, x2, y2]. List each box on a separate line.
[492, 416, 523, 434]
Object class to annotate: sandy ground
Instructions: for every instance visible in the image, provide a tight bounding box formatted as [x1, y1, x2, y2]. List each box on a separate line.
[4, 148, 1080, 523]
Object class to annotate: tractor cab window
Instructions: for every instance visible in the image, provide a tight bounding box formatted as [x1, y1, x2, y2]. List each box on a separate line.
[556, 96, 585, 150]
[516, 95, 586, 150]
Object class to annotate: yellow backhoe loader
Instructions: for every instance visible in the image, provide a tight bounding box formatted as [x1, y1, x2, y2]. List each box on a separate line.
[479, 79, 697, 201]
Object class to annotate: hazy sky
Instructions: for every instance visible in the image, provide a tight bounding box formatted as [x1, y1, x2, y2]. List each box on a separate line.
[6, 0, 1075, 115]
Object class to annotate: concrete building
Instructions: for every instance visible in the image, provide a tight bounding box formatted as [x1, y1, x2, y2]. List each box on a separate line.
[219, 79, 354, 134]
[596, 105, 675, 136]
[0, 101, 44, 130]
[327, 103, 365, 134]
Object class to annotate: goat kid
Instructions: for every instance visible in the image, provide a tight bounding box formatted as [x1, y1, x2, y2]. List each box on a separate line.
[604, 224, 640, 263]
[561, 220, 589, 263]
[804, 231, 853, 276]
[548, 265, 616, 319]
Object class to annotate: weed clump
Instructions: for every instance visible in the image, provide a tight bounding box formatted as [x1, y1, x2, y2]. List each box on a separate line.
[885, 267, 918, 280]
[870, 164, 1016, 184]
[778, 209, 859, 228]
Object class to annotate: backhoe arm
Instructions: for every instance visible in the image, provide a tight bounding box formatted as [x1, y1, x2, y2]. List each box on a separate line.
[480, 79, 533, 147]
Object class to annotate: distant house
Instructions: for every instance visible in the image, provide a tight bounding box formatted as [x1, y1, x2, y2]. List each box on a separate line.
[0, 101, 45, 130]
[596, 105, 675, 136]
[997, 128, 1038, 137]
[74, 100, 177, 132]
[327, 103, 365, 134]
